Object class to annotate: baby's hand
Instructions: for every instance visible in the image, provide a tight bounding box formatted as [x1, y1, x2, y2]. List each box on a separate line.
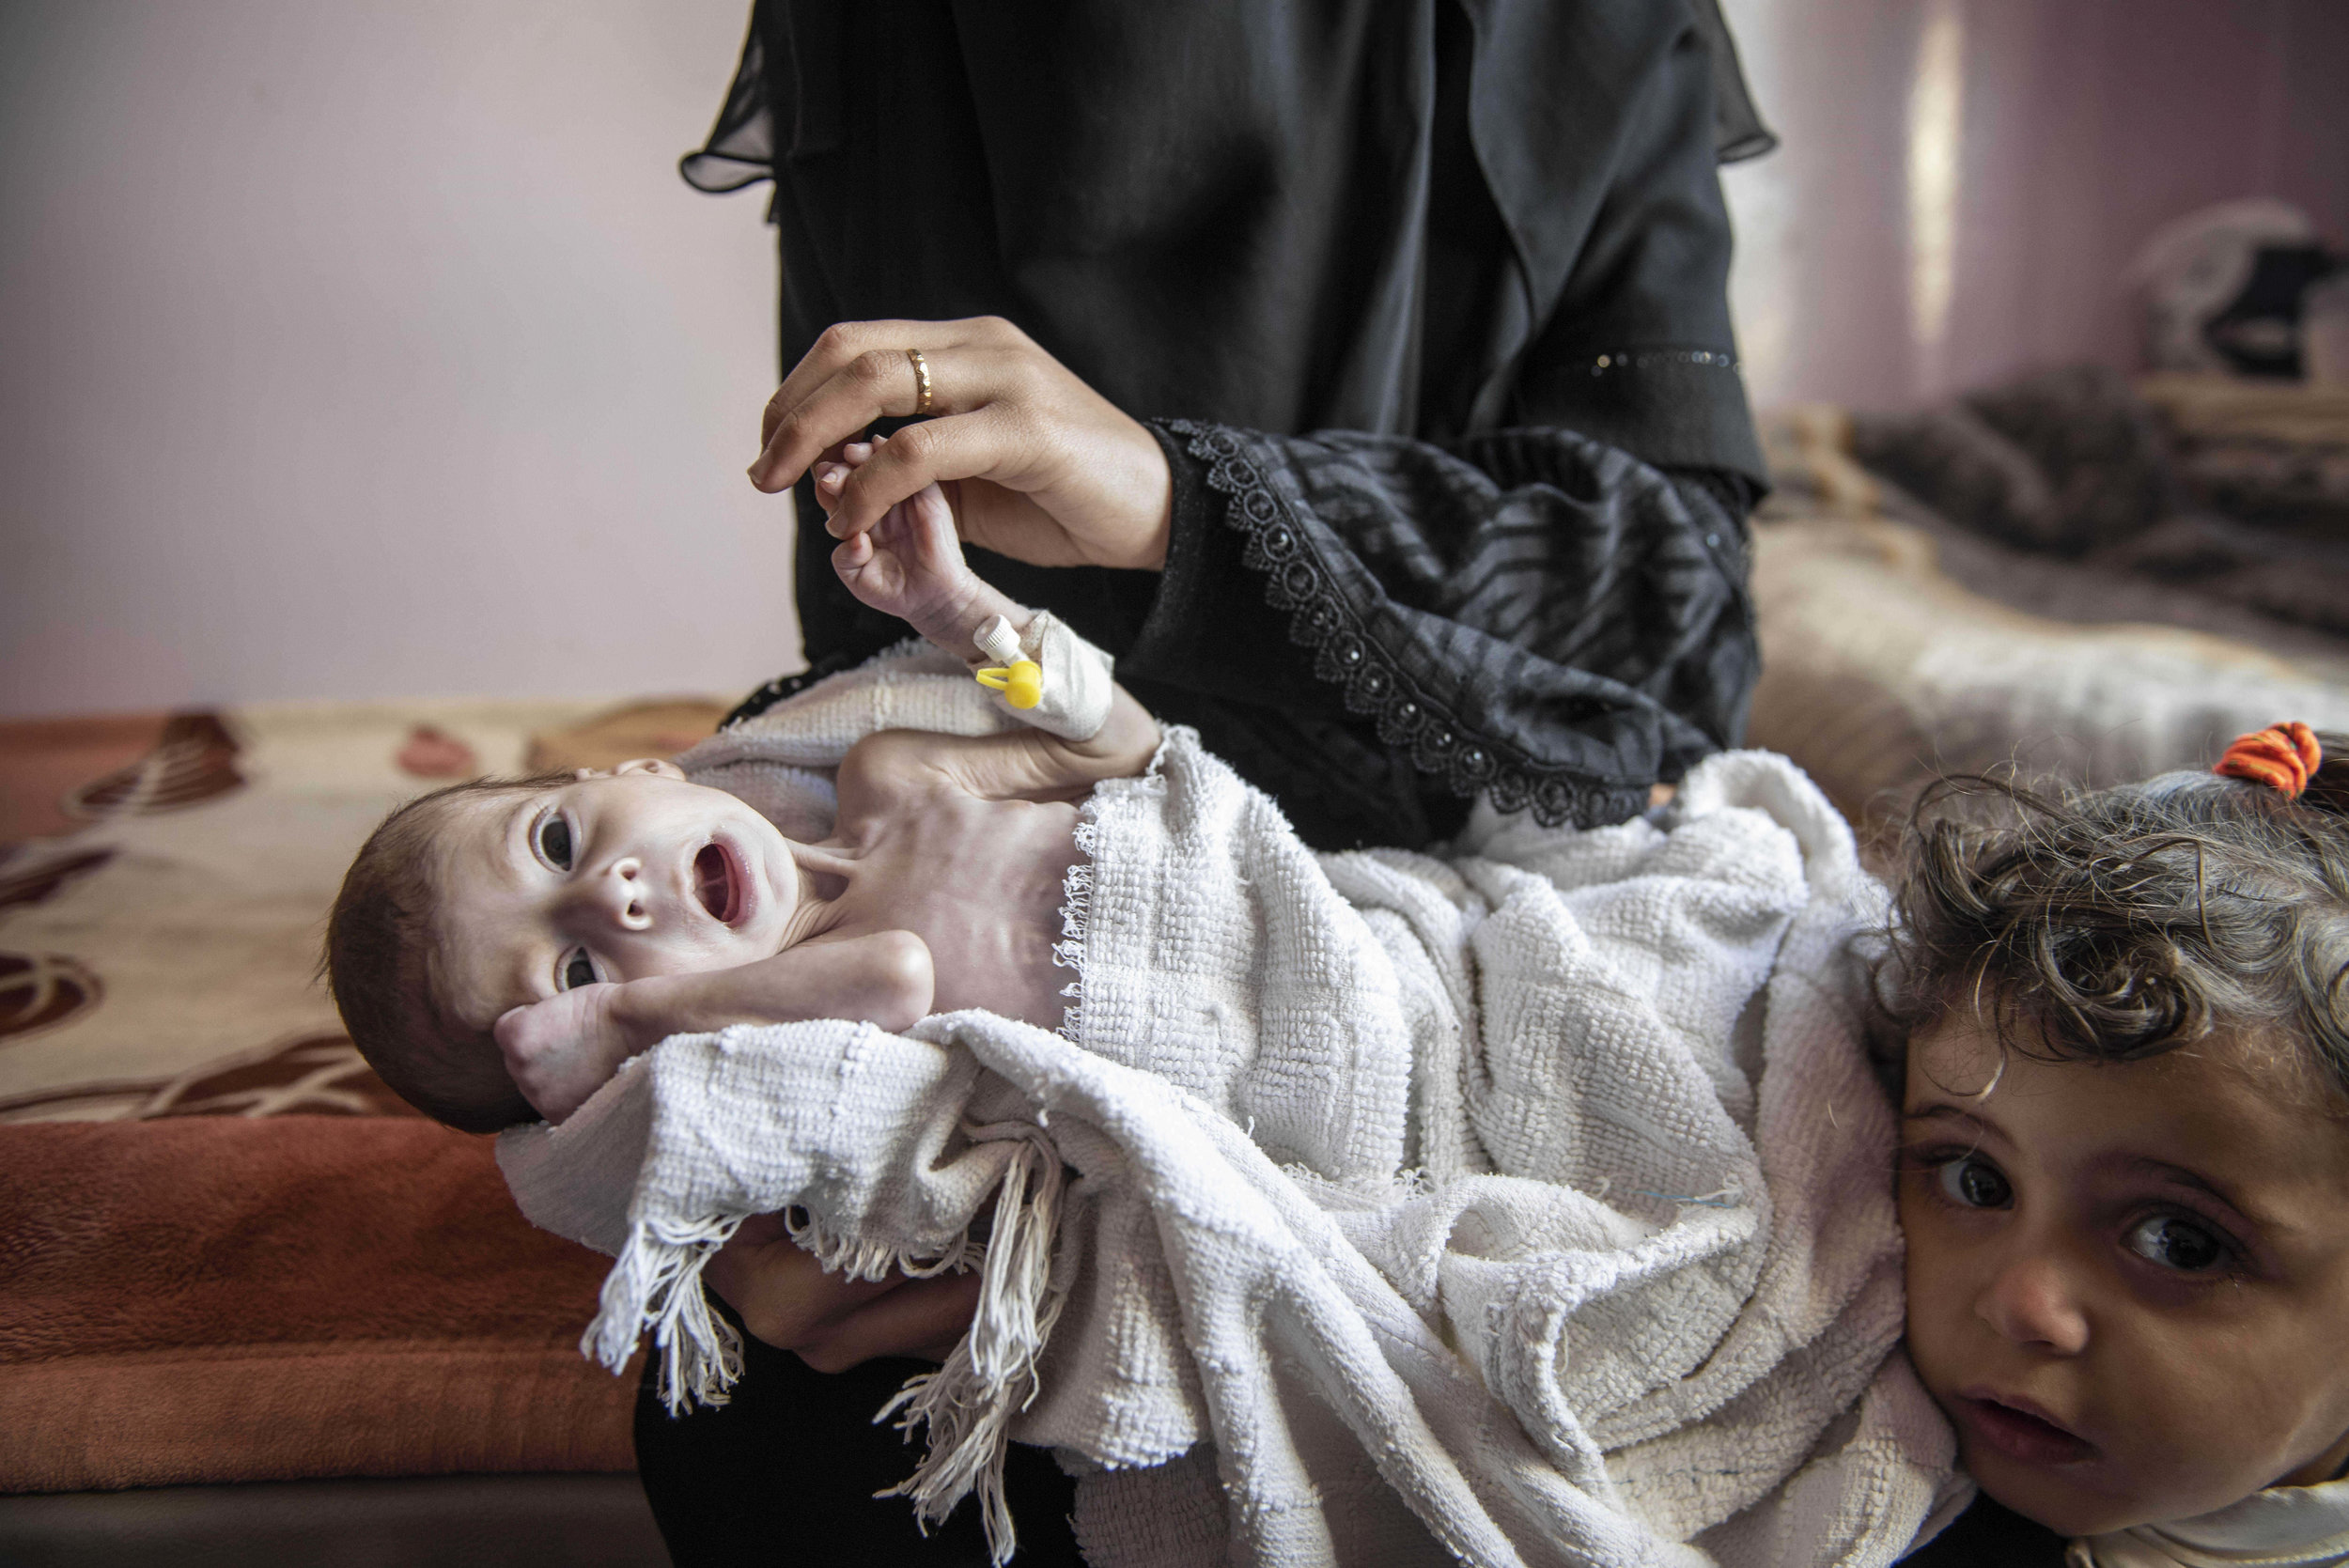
[496, 984, 643, 1125]
[824, 438, 977, 641]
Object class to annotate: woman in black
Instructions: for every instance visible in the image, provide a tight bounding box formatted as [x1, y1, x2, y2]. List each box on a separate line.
[640, 2, 1785, 1561]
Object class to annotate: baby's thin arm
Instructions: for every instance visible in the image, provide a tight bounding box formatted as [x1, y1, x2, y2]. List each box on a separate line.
[823, 445, 1159, 795]
[614, 932, 934, 1041]
[845, 677, 1159, 810]
[497, 932, 933, 1124]
[894, 567, 1024, 673]
[901, 579, 1159, 783]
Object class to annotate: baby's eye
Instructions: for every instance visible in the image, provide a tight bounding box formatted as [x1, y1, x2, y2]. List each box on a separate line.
[557, 947, 599, 991]
[537, 815, 575, 870]
[1937, 1153, 2013, 1210]
[2124, 1215, 2229, 1274]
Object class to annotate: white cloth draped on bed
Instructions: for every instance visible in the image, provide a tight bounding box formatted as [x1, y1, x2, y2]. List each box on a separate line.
[497, 649, 1962, 1567]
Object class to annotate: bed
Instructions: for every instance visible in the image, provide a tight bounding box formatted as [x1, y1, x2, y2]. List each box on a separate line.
[1746, 387, 2349, 854]
[0, 699, 726, 1566]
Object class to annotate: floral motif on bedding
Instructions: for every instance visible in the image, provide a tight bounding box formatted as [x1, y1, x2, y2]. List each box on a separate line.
[57, 711, 245, 822]
[0, 1032, 414, 1120]
[0, 953, 102, 1042]
[0, 695, 712, 1124]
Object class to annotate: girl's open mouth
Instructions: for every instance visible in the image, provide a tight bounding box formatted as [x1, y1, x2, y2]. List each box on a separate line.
[693, 842, 739, 925]
[1958, 1391, 2096, 1467]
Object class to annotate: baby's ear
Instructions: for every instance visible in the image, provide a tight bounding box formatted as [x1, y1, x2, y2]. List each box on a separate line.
[611, 758, 686, 780]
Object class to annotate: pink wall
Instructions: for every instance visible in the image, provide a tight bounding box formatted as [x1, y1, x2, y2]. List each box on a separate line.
[1724, 0, 2349, 410]
[2, 2, 2341, 715]
[0, 2, 792, 720]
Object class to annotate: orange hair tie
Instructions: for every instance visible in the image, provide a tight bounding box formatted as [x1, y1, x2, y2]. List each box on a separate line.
[2214, 722, 2322, 798]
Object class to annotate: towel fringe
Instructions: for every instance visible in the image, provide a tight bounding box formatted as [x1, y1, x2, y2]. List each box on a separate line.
[584, 1212, 748, 1414]
[785, 1205, 973, 1282]
[876, 1128, 1070, 1568]
[584, 1208, 976, 1420]
[587, 1132, 1072, 1564]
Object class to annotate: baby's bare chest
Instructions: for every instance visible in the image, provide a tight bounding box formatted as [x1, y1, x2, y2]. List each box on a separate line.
[839, 790, 1085, 1029]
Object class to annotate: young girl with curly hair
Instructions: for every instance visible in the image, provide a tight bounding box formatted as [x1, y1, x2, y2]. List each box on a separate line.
[1884, 723, 2349, 1564]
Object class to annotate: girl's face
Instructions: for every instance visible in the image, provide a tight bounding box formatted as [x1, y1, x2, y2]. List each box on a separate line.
[1900, 1017, 2349, 1533]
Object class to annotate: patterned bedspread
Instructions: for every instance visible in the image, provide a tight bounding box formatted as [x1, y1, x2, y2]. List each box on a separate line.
[0, 696, 723, 1494]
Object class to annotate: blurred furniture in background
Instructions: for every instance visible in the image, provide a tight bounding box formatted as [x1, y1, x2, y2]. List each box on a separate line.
[1750, 391, 2349, 852]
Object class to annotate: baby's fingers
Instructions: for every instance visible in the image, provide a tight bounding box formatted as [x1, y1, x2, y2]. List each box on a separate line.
[830, 531, 876, 577]
[814, 461, 849, 508]
[813, 441, 885, 518]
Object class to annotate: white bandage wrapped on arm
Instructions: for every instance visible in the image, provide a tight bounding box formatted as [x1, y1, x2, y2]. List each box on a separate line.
[971, 612, 1115, 742]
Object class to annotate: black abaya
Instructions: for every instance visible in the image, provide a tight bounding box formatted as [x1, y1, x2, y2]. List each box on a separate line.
[647, 3, 1777, 1560]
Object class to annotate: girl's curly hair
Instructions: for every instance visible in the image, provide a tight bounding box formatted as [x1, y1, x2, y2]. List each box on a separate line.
[1876, 730, 2349, 1097]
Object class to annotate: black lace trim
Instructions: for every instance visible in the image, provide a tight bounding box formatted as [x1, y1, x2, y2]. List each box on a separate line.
[1165, 420, 1646, 831]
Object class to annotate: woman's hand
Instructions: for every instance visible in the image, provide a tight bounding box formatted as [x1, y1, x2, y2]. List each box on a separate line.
[702, 1212, 981, 1372]
[750, 316, 1174, 572]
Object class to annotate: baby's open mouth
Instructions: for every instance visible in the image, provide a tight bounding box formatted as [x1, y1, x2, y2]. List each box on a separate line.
[693, 843, 739, 925]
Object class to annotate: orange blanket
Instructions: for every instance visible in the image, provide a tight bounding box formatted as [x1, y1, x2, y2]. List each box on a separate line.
[0, 1116, 635, 1492]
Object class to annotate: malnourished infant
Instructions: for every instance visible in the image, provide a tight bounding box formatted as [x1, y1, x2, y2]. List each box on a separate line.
[334, 460, 1958, 1563]
[328, 449, 1157, 1131]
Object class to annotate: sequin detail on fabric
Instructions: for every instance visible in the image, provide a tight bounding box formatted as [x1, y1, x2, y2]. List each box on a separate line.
[1581, 346, 1741, 377]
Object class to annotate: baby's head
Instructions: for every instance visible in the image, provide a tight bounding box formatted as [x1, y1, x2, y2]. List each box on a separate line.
[326, 760, 808, 1131]
[1879, 725, 2349, 1532]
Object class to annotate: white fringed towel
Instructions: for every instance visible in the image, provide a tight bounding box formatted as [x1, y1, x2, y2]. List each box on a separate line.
[498, 651, 1963, 1567]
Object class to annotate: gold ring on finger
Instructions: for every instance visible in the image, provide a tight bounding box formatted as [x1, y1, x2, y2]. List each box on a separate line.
[905, 348, 933, 417]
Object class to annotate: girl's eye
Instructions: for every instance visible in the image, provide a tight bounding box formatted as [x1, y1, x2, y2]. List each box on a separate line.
[2124, 1215, 2228, 1274]
[537, 815, 574, 870]
[558, 948, 599, 991]
[1937, 1154, 2013, 1210]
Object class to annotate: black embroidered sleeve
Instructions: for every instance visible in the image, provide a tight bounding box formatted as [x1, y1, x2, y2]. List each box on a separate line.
[1111, 420, 1756, 850]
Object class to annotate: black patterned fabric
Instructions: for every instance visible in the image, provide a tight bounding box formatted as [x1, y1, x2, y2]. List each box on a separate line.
[1125, 422, 1753, 844]
[698, 0, 1766, 851]
[662, 2, 1767, 1552]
